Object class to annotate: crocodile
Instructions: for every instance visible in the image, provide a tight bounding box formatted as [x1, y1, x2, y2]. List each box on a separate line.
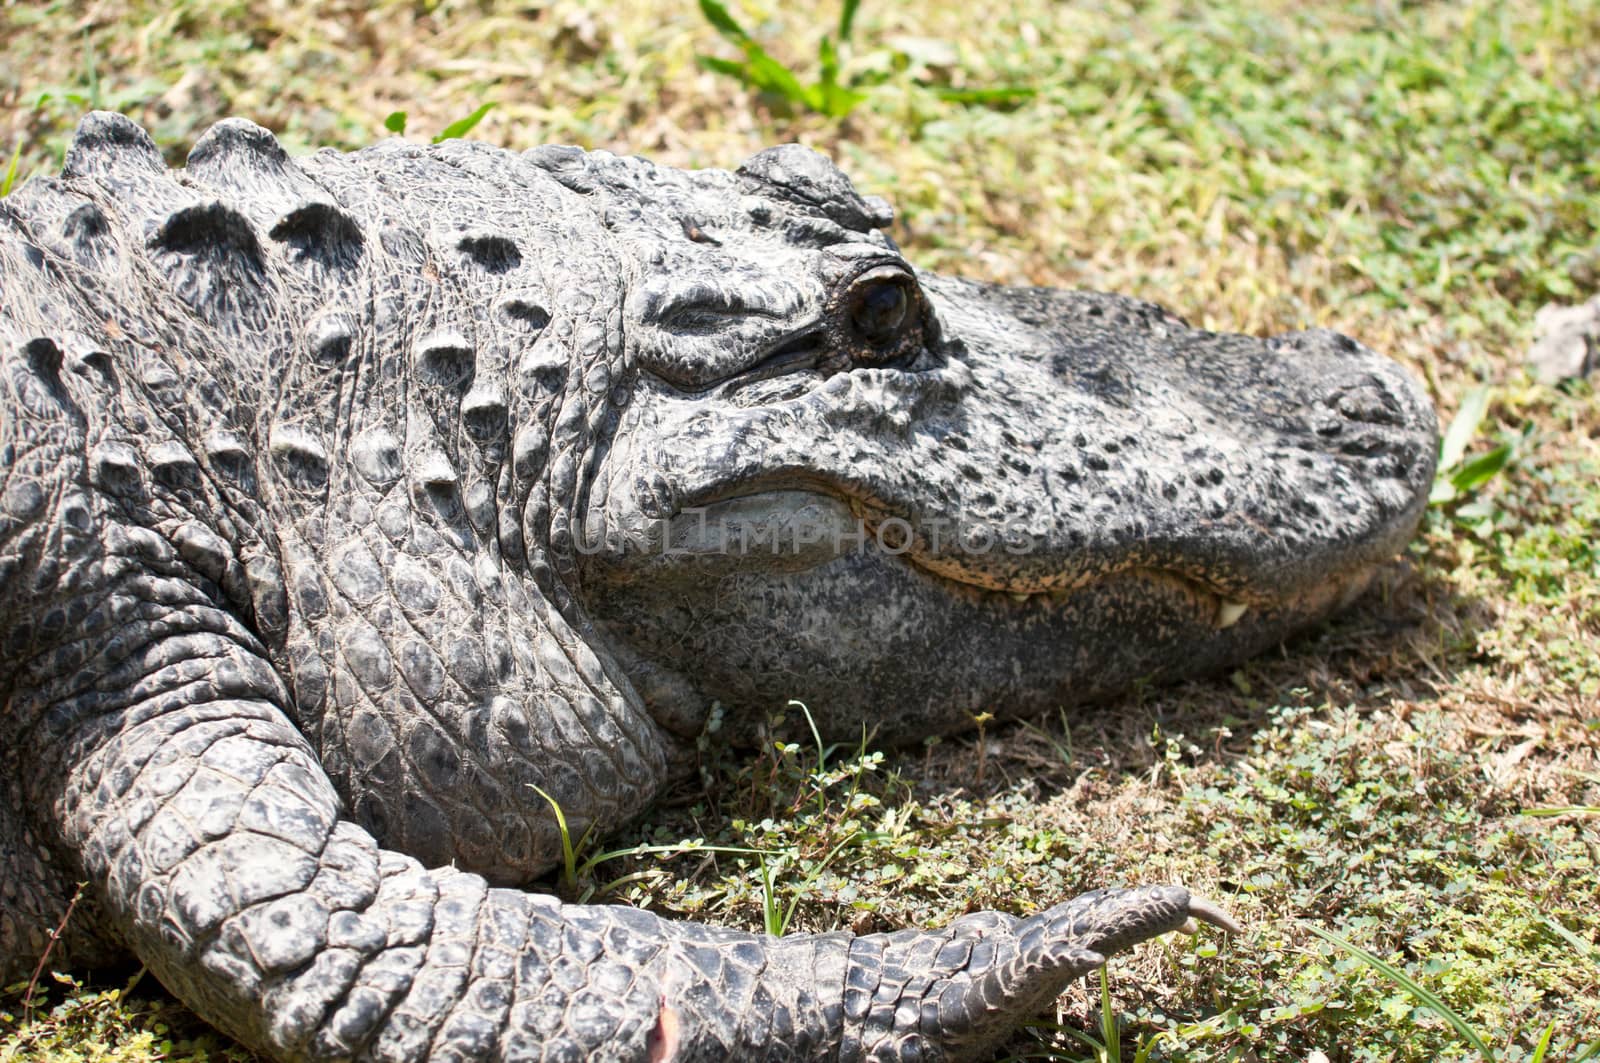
[0, 113, 1437, 1061]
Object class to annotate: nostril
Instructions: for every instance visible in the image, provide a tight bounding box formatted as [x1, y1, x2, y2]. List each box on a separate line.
[1331, 377, 1406, 427]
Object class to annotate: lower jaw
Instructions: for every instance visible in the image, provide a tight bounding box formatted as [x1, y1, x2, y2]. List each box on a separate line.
[1122, 565, 1376, 635]
[896, 551, 1372, 637]
[592, 541, 1380, 747]
[632, 490, 1365, 635]
[593, 492, 1375, 647]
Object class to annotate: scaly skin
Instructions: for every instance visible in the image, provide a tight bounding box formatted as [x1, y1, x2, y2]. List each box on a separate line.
[0, 113, 1430, 1060]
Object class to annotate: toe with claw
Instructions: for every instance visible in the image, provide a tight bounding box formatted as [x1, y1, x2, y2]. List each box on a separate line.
[841, 885, 1240, 1061]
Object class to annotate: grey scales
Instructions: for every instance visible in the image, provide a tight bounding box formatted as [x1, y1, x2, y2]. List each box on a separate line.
[0, 113, 1437, 1061]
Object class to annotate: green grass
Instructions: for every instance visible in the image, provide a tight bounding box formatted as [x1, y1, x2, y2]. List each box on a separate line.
[1304, 921, 1599, 1063]
[2, 0, 1598, 1059]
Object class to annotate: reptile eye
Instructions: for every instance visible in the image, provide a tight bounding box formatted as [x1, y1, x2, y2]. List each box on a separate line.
[849, 273, 912, 346]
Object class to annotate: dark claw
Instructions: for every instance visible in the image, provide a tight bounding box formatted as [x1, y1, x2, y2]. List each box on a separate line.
[1185, 893, 1244, 935]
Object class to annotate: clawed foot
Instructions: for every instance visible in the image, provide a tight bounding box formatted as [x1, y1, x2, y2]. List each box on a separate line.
[843, 885, 1239, 1061]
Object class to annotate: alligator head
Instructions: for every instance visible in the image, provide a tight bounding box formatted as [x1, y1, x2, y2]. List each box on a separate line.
[555, 145, 1438, 744]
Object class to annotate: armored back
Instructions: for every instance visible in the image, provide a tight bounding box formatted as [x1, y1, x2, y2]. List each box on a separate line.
[0, 114, 670, 883]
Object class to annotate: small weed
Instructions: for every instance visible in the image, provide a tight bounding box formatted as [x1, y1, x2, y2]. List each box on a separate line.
[528, 783, 598, 895]
[1525, 773, 1600, 819]
[1305, 921, 1600, 1063]
[695, 0, 1033, 117]
[1533, 914, 1599, 964]
[972, 710, 995, 788]
[1522, 804, 1600, 817]
[1430, 385, 1516, 508]
[790, 699, 833, 817]
[377, 104, 494, 143]
[758, 830, 864, 936]
[30, 32, 167, 127]
[1, 966, 255, 1063]
[0, 143, 21, 198]
[696, 0, 867, 117]
[1023, 968, 1176, 1063]
[532, 781, 772, 904]
[1055, 969, 1126, 1063]
[432, 103, 494, 143]
[534, 718, 882, 927]
[22, 882, 85, 1026]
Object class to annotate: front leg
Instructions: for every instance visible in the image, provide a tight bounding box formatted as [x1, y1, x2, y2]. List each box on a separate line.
[47, 685, 1231, 1059]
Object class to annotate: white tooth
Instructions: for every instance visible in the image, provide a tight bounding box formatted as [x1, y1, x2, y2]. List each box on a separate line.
[1217, 600, 1248, 629]
[1009, 592, 1030, 604]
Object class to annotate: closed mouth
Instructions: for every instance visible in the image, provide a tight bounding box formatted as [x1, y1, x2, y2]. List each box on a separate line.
[652, 488, 1368, 634]
[894, 548, 1267, 631]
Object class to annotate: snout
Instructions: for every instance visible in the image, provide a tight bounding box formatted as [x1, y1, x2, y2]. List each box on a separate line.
[889, 277, 1438, 598]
